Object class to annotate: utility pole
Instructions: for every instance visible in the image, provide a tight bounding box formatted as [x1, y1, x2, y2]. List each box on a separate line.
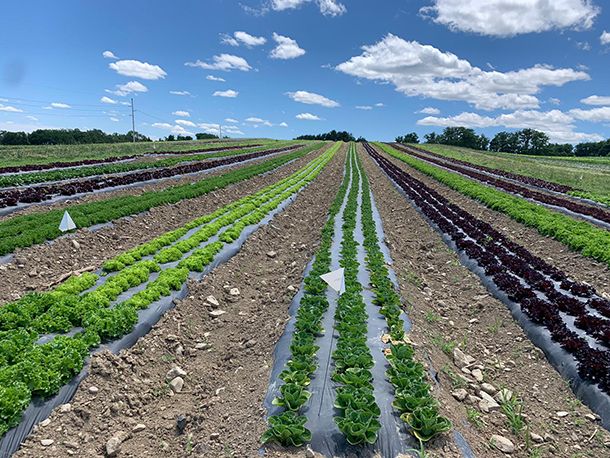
[131, 98, 136, 143]
[219, 124, 222, 139]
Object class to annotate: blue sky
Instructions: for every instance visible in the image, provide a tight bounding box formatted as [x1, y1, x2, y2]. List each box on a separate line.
[1, 0, 610, 143]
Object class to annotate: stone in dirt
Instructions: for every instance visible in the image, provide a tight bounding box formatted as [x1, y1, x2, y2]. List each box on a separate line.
[480, 391, 501, 412]
[471, 368, 484, 382]
[209, 310, 226, 318]
[229, 288, 240, 296]
[132, 424, 146, 433]
[453, 348, 475, 368]
[206, 295, 220, 307]
[481, 383, 497, 395]
[491, 435, 515, 453]
[266, 251, 277, 258]
[166, 367, 187, 380]
[89, 386, 99, 394]
[40, 439, 54, 446]
[106, 437, 122, 457]
[495, 389, 513, 403]
[452, 389, 468, 401]
[169, 377, 184, 393]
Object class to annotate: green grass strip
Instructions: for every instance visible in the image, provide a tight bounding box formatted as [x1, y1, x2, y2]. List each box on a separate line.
[375, 142, 610, 267]
[0, 142, 326, 256]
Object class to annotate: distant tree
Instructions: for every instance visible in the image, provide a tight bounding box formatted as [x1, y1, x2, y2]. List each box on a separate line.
[176, 135, 193, 141]
[166, 134, 176, 142]
[424, 132, 439, 144]
[196, 133, 219, 140]
[356, 136, 367, 142]
[396, 132, 419, 144]
[295, 130, 356, 142]
[0, 131, 29, 145]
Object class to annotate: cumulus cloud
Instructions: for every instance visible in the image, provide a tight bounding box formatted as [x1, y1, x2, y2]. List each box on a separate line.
[106, 81, 148, 97]
[222, 31, 267, 47]
[375, 103, 384, 107]
[270, 33, 306, 59]
[175, 119, 197, 127]
[213, 89, 239, 98]
[170, 90, 193, 96]
[110, 117, 120, 122]
[417, 107, 441, 114]
[549, 98, 561, 105]
[296, 112, 323, 120]
[336, 34, 589, 111]
[0, 104, 23, 113]
[51, 102, 70, 108]
[224, 128, 245, 135]
[103, 51, 119, 59]
[576, 41, 591, 51]
[581, 95, 610, 106]
[600, 31, 610, 45]
[244, 117, 287, 127]
[570, 107, 610, 122]
[286, 90, 339, 107]
[356, 106, 373, 110]
[172, 111, 190, 117]
[206, 75, 226, 82]
[270, 0, 346, 16]
[26, 115, 38, 121]
[152, 122, 194, 135]
[225, 118, 239, 123]
[416, 109, 604, 143]
[109, 59, 167, 80]
[420, 0, 600, 37]
[101, 96, 117, 104]
[185, 54, 251, 72]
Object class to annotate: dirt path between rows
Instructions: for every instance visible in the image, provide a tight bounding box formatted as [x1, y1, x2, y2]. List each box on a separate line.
[0, 146, 324, 304]
[360, 144, 610, 457]
[12, 143, 346, 458]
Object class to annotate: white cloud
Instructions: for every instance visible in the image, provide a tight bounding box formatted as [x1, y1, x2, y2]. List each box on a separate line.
[42, 106, 53, 110]
[100, 96, 117, 104]
[225, 118, 239, 123]
[235, 31, 267, 47]
[110, 117, 120, 122]
[198, 123, 223, 135]
[51, 102, 70, 108]
[246, 117, 265, 123]
[103, 51, 119, 59]
[170, 90, 193, 96]
[581, 95, 610, 106]
[416, 109, 604, 143]
[26, 116, 38, 121]
[286, 90, 339, 107]
[0, 98, 7, 102]
[206, 75, 226, 82]
[417, 107, 441, 114]
[375, 103, 384, 107]
[220, 34, 240, 46]
[152, 122, 194, 136]
[213, 89, 239, 98]
[120, 101, 131, 106]
[270, 0, 346, 16]
[549, 98, 561, 105]
[600, 31, 610, 45]
[336, 34, 589, 111]
[296, 112, 323, 120]
[224, 128, 245, 135]
[172, 111, 190, 117]
[269, 33, 306, 59]
[576, 41, 591, 51]
[185, 54, 251, 72]
[0, 104, 23, 113]
[244, 117, 287, 127]
[279, 122, 288, 127]
[106, 81, 148, 97]
[420, 0, 600, 37]
[570, 107, 610, 123]
[176, 119, 197, 127]
[109, 59, 167, 80]
[356, 106, 373, 110]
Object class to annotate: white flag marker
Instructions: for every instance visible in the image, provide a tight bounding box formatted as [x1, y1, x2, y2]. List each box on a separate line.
[320, 268, 345, 294]
[59, 211, 76, 232]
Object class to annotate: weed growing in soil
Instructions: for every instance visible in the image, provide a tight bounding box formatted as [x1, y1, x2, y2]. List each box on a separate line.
[425, 310, 441, 323]
[441, 341, 456, 355]
[500, 388, 526, 435]
[441, 364, 468, 389]
[465, 406, 485, 429]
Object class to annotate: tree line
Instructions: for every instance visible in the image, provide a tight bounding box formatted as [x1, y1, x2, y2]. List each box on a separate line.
[295, 130, 361, 142]
[396, 127, 610, 157]
[0, 129, 151, 146]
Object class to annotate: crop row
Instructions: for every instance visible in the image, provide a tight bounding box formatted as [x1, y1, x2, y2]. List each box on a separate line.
[391, 143, 610, 227]
[0, 142, 326, 256]
[0, 144, 300, 208]
[0, 143, 339, 437]
[331, 144, 381, 445]
[395, 143, 577, 194]
[262, 144, 351, 447]
[357, 151, 451, 443]
[364, 142, 610, 398]
[375, 143, 610, 267]
[0, 142, 265, 176]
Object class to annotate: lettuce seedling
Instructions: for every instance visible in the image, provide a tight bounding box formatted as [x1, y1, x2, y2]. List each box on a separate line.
[405, 408, 452, 441]
[261, 411, 311, 447]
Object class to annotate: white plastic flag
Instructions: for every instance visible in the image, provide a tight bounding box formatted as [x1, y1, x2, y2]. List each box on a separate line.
[320, 268, 345, 294]
[59, 211, 76, 232]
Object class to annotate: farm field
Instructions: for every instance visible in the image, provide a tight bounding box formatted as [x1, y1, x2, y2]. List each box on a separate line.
[1, 140, 609, 458]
